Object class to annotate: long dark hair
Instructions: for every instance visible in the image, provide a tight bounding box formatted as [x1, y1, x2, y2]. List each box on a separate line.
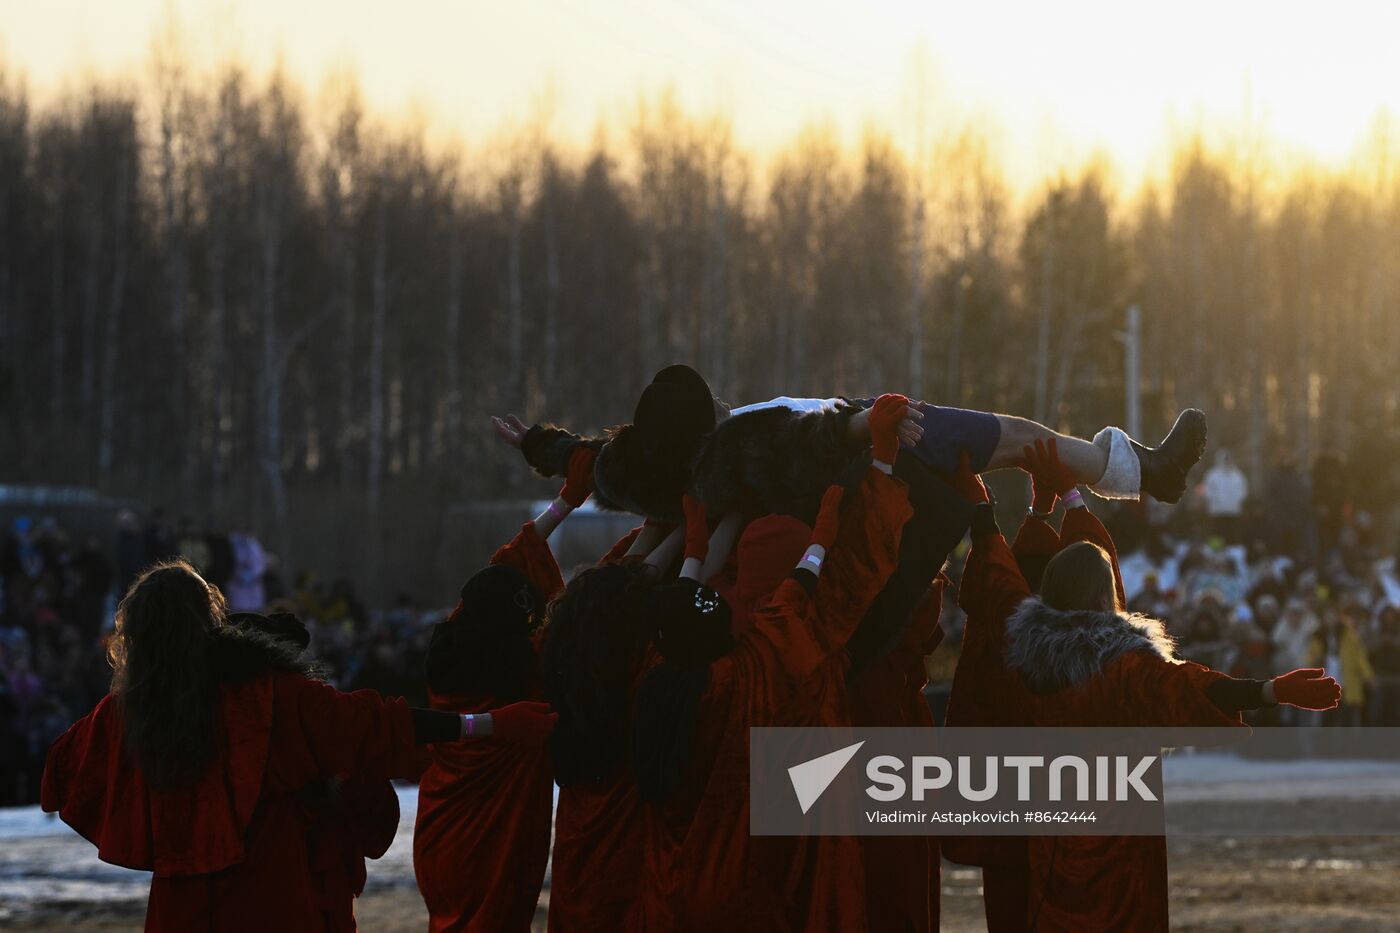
[108, 560, 226, 789]
[630, 581, 734, 805]
[426, 565, 542, 702]
[541, 561, 655, 787]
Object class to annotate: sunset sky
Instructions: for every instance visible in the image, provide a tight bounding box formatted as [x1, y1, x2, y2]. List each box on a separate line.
[3, 0, 1399, 186]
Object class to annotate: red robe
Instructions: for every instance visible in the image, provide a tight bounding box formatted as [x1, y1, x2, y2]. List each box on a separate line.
[1017, 649, 1242, 932]
[545, 525, 661, 933]
[636, 468, 912, 933]
[42, 674, 420, 933]
[308, 774, 401, 932]
[415, 522, 564, 933]
[943, 508, 1129, 932]
[847, 579, 947, 933]
[953, 509, 1241, 932]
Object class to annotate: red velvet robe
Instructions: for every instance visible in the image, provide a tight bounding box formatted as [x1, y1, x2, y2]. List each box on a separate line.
[846, 578, 947, 933]
[545, 525, 660, 933]
[952, 508, 1241, 932]
[42, 674, 420, 933]
[415, 522, 564, 932]
[308, 774, 401, 931]
[1018, 649, 1242, 932]
[944, 508, 1129, 932]
[550, 723, 653, 933]
[635, 468, 912, 933]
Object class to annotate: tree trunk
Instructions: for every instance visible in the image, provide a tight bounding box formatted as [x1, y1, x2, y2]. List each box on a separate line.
[1033, 236, 1054, 423]
[97, 153, 129, 487]
[443, 210, 462, 466]
[366, 192, 388, 539]
[908, 194, 924, 398]
[505, 182, 525, 410]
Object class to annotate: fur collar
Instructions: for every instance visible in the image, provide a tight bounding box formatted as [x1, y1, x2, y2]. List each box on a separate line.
[211, 623, 319, 683]
[1003, 598, 1178, 694]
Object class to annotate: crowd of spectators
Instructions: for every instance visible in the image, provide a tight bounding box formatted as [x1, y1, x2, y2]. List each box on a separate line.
[5, 448, 1400, 805]
[0, 509, 437, 806]
[930, 449, 1400, 732]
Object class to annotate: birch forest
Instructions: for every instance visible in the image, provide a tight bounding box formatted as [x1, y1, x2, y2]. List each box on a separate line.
[4, 58, 1400, 598]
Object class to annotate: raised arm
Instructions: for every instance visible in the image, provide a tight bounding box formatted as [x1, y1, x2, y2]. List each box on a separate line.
[951, 452, 1032, 630]
[740, 395, 915, 684]
[485, 438, 595, 598]
[1024, 437, 1127, 608]
[1009, 452, 1062, 565]
[491, 413, 607, 480]
[529, 445, 596, 539]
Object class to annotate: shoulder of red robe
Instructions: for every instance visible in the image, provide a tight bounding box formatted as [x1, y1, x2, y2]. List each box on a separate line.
[41, 677, 276, 877]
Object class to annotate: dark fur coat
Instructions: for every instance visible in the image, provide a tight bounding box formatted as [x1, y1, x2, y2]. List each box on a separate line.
[521, 403, 863, 524]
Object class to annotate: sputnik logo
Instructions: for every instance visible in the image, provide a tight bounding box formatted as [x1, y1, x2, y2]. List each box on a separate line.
[788, 741, 865, 814]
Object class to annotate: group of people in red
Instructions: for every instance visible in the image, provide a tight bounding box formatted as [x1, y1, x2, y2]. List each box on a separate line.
[41, 363, 1343, 932]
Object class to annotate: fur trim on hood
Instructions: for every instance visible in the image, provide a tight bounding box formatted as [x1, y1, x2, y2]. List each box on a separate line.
[1004, 598, 1178, 694]
[210, 623, 319, 683]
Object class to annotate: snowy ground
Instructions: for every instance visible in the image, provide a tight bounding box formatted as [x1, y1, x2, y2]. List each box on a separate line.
[5, 756, 1400, 930]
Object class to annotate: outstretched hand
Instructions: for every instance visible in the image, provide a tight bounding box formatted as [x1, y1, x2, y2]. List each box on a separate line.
[1272, 668, 1342, 711]
[560, 446, 598, 507]
[869, 394, 913, 464]
[1020, 437, 1078, 508]
[810, 486, 846, 550]
[488, 700, 559, 746]
[491, 414, 529, 449]
[946, 450, 990, 505]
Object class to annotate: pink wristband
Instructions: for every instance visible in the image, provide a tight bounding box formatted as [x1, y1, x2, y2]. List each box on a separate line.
[546, 499, 571, 521]
[462, 714, 475, 737]
[1061, 489, 1085, 509]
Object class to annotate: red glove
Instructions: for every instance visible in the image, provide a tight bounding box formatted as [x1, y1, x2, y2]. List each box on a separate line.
[560, 446, 598, 507]
[489, 700, 559, 746]
[1021, 438, 1077, 506]
[1272, 668, 1342, 711]
[946, 450, 989, 505]
[682, 494, 710, 563]
[810, 486, 846, 550]
[869, 393, 909, 465]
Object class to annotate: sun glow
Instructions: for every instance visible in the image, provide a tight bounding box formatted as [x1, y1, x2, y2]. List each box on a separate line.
[3, 0, 1398, 187]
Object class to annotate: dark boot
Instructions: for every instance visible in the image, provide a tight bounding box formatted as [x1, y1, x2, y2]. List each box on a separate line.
[1131, 409, 1208, 504]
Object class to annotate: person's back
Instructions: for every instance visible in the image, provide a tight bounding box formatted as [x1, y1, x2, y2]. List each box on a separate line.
[632, 422, 912, 933]
[1204, 452, 1248, 518]
[41, 560, 531, 933]
[44, 658, 420, 931]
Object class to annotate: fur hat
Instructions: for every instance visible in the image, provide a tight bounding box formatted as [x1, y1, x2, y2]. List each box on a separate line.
[634, 364, 717, 439]
[592, 365, 718, 522]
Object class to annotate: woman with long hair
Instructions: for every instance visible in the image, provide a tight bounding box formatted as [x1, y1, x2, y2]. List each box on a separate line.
[415, 445, 629, 933]
[539, 554, 664, 933]
[630, 394, 912, 933]
[42, 560, 556, 933]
